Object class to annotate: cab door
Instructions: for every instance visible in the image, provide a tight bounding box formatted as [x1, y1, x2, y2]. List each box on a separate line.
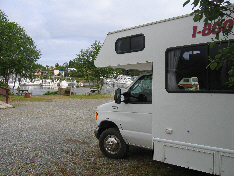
[114, 75, 153, 149]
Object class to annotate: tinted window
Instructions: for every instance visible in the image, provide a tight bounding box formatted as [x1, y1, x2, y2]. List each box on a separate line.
[209, 42, 234, 90]
[128, 75, 152, 104]
[115, 34, 145, 54]
[131, 35, 145, 51]
[166, 41, 234, 93]
[115, 38, 130, 54]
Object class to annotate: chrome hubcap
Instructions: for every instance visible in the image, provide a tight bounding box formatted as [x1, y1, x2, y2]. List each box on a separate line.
[104, 135, 121, 154]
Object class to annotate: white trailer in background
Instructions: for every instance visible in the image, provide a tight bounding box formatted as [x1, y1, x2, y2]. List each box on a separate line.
[94, 11, 234, 176]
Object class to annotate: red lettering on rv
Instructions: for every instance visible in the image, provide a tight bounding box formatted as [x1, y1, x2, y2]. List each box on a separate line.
[212, 21, 222, 34]
[202, 23, 212, 36]
[223, 19, 234, 32]
[192, 19, 234, 38]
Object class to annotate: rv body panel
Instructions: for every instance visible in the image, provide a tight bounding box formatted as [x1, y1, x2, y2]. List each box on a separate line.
[95, 15, 217, 69]
[95, 11, 234, 175]
[152, 93, 234, 149]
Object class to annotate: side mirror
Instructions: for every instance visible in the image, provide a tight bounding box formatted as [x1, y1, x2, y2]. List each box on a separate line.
[114, 88, 121, 104]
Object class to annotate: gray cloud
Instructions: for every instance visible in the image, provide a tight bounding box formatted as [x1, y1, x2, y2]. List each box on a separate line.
[1, 0, 216, 66]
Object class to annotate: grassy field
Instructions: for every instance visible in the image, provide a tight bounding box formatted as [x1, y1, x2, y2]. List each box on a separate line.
[0, 94, 113, 103]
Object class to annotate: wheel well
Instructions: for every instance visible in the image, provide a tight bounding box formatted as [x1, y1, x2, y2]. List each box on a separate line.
[97, 121, 118, 139]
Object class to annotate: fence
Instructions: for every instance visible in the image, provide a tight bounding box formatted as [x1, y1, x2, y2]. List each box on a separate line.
[0, 86, 10, 104]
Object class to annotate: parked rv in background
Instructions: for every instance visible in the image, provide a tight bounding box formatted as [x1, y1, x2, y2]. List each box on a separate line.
[94, 8, 234, 176]
[178, 77, 199, 90]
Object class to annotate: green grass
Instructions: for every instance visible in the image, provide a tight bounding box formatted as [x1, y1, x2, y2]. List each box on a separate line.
[70, 94, 113, 99]
[0, 94, 113, 103]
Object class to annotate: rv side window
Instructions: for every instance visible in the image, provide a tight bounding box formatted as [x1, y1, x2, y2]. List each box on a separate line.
[166, 41, 234, 93]
[209, 42, 234, 90]
[115, 34, 145, 54]
[115, 38, 130, 54]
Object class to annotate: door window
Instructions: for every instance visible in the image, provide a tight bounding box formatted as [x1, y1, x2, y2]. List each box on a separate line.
[128, 75, 152, 104]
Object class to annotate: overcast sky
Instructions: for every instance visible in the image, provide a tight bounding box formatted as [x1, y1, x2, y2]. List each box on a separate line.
[1, 0, 233, 67]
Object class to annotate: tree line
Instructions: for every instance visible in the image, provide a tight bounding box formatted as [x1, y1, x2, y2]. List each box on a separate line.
[1, 1, 233, 87]
[0, 9, 138, 87]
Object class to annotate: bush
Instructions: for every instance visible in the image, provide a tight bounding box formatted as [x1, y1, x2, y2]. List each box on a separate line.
[43, 91, 58, 95]
[0, 81, 8, 88]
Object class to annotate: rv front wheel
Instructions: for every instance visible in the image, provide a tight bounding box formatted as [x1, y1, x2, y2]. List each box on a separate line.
[99, 128, 127, 159]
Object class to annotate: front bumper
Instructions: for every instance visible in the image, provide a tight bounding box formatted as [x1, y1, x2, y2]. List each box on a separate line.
[94, 126, 100, 139]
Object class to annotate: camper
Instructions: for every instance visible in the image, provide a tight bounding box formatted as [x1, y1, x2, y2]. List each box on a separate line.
[94, 11, 234, 176]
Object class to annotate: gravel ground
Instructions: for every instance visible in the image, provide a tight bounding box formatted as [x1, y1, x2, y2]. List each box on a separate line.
[0, 99, 114, 175]
[0, 99, 212, 176]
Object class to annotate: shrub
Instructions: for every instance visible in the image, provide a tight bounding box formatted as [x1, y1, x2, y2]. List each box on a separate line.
[0, 81, 8, 88]
[43, 91, 58, 95]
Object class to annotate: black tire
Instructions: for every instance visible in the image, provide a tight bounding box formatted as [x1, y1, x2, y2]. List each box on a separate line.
[99, 128, 127, 159]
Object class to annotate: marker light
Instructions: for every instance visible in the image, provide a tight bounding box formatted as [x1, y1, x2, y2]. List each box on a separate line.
[96, 112, 98, 120]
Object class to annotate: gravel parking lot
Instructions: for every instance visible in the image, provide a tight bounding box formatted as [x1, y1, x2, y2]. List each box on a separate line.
[0, 99, 111, 175]
[0, 98, 212, 175]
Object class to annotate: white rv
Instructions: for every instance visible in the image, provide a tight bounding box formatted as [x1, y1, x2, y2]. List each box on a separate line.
[94, 11, 234, 176]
